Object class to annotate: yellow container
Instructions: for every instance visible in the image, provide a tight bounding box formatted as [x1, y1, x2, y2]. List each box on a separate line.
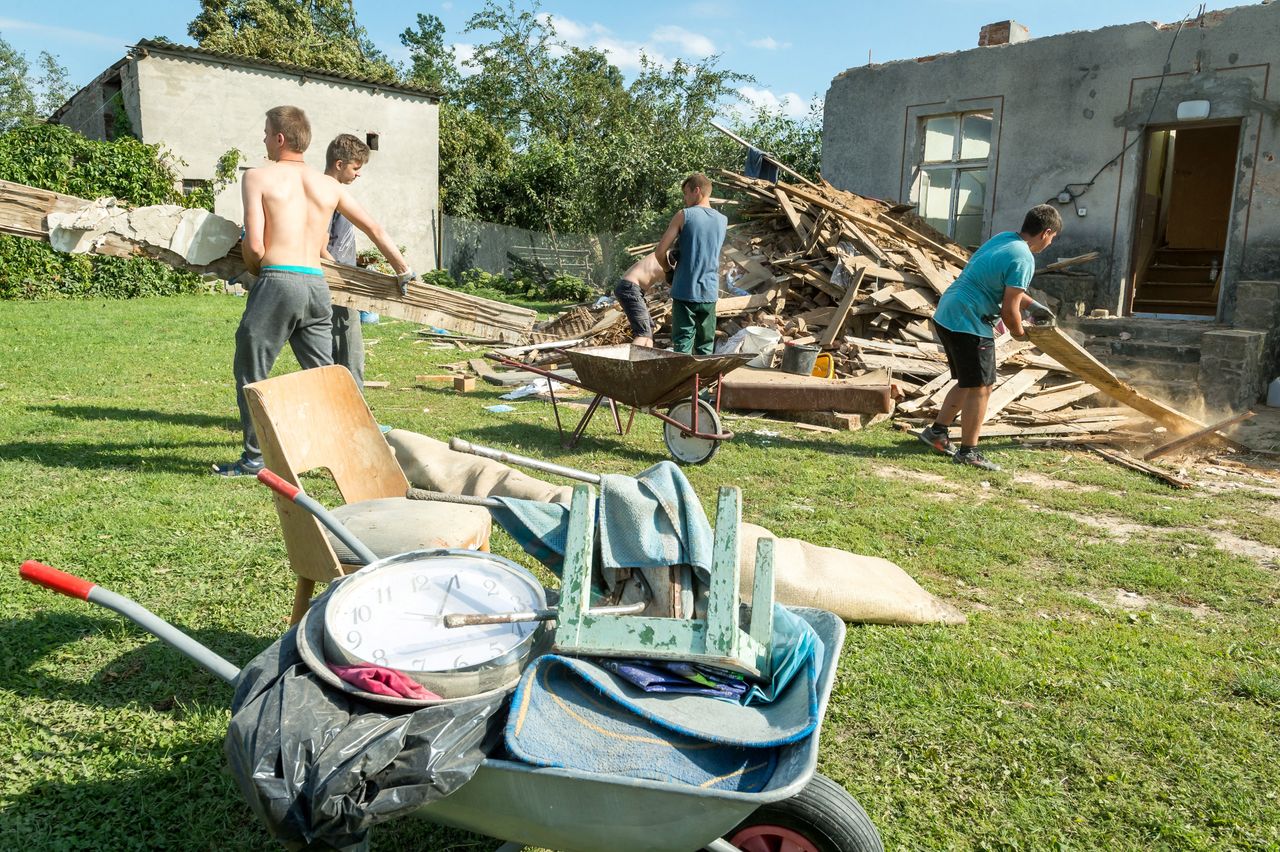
[811, 352, 835, 379]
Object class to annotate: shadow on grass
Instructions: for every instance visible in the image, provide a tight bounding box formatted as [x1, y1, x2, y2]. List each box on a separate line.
[29, 403, 238, 431]
[0, 438, 230, 475]
[461, 421, 670, 469]
[0, 611, 268, 709]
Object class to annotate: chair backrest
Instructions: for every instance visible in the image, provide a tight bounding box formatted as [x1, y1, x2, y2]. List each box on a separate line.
[245, 365, 409, 581]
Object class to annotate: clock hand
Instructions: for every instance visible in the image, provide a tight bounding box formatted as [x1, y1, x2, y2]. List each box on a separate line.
[436, 574, 460, 617]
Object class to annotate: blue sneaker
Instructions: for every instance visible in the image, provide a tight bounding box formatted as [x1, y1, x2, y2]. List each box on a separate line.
[212, 456, 264, 477]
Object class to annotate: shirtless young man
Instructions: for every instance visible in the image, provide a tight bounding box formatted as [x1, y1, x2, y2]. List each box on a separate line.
[613, 250, 675, 347]
[214, 105, 416, 476]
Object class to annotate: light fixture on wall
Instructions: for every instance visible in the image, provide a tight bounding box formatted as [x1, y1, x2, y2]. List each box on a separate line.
[1176, 100, 1211, 120]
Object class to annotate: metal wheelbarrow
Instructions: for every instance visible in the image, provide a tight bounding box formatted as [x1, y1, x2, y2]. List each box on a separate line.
[19, 557, 882, 852]
[488, 344, 754, 465]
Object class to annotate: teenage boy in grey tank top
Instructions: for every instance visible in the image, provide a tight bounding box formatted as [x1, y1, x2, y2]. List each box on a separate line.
[655, 173, 727, 354]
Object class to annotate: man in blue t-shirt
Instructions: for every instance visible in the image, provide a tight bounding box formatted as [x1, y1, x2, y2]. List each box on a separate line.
[917, 204, 1062, 471]
[655, 173, 728, 355]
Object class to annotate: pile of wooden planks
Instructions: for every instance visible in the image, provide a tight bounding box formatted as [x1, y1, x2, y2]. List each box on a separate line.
[532, 169, 1220, 450]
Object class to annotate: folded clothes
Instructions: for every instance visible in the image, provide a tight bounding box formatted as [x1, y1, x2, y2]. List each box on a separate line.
[328, 664, 442, 700]
[599, 659, 748, 700]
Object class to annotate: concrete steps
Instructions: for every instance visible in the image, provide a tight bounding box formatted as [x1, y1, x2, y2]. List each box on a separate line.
[1065, 317, 1220, 407]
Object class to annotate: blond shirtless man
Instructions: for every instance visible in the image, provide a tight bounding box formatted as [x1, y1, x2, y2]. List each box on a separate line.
[215, 105, 416, 476]
[613, 250, 676, 347]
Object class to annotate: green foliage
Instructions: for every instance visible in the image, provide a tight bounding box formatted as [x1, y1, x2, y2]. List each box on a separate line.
[399, 12, 459, 93]
[427, 265, 591, 305]
[183, 147, 245, 211]
[0, 34, 36, 131]
[187, 0, 399, 82]
[0, 123, 202, 300]
[0, 35, 74, 129]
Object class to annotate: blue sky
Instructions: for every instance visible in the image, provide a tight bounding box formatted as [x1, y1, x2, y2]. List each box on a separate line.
[0, 0, 1250, 118]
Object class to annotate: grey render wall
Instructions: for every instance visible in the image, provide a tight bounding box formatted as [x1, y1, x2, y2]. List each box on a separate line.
[822, 3, 1280, 321]
[56, 50, 440, 271]
[133, 51, 440, 271]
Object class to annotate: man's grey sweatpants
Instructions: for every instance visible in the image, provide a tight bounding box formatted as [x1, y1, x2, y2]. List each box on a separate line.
[331, 305, 365, 389]
[232, 268, 334, 464]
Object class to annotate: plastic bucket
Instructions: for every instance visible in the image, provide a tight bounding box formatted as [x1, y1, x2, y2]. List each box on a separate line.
[781, 342, 820, 375]
[811, 352, 835, 379]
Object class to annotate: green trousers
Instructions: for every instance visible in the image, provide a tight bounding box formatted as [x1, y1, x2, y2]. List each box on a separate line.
[670, 299, 716, 355]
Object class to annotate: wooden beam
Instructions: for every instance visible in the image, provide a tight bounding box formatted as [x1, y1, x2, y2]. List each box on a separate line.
[1142, 410, 1256, 460]
[0, 178, 537, 343]
[819, 268, 867, 349]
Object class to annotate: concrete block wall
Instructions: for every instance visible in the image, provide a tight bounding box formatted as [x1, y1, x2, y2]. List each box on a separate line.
[1199, 329, 1268, 412]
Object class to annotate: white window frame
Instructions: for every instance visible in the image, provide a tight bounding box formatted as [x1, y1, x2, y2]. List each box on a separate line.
[901, 98, 1002, 248]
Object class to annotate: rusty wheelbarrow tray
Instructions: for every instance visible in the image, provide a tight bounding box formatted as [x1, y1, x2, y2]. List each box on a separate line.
[488, 344, 755, 465]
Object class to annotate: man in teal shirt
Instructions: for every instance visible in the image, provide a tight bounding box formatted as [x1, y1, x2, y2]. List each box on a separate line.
[655, 173, 727, 354]
[918, 204, 1061, 471]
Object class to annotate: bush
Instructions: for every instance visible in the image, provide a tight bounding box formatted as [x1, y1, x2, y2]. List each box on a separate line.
[0, 123, 206, 301]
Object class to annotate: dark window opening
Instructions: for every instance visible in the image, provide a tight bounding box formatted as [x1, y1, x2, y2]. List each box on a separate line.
[182, 179, 211, 196]
[366, 132, 380, 151]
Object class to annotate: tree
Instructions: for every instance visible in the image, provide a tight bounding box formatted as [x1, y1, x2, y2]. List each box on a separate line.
[33, 51, 74, 118]
[399, 13, 459, 94]
[0, 34, 35, 132]
[187, 0, 399, 83]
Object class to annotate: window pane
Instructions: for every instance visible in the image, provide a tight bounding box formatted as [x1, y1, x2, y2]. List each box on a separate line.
[923, 115, 957, 162]
[959, 112, 993, 160]
[953, 169, 987, 246]
[919, 169, 953, 236]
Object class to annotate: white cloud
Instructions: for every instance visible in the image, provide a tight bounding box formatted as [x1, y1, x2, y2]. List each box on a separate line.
[733, 86, 810, 120]
[748, 36, 791, 51]
[452, 42, 477, 77]
[650, 25, 715, 57]
[0, 17, 125, 49]
[537, 14, 727, 72]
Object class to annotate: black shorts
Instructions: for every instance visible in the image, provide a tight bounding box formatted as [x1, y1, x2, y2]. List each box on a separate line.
[933, 321, 996, 388]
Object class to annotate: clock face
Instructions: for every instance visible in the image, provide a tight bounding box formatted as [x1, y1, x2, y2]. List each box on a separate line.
[323, 551, 546, 675]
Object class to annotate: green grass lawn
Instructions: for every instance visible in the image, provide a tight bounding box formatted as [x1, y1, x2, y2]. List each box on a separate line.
[1, 294, 1278, 851]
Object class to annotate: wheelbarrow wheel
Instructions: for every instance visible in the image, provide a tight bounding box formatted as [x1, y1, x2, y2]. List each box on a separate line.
[716, 772, 882, 852]
[663, 399, 721, 465]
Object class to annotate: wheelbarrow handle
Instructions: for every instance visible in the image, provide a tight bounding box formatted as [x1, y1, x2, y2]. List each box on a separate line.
[20, 559, 95, 600]
[19, 561, 241, 685]
[256, 469, 379, 566]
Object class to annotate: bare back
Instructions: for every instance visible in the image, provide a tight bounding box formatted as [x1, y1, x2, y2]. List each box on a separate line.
[243, 162, 343, 270]
[622, 252, 666, 290]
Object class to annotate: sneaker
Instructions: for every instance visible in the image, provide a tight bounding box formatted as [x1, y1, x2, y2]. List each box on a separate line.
[916, 424, 953, 456]
[952, 448, 1002, 472]
[212, 456, 264, 477]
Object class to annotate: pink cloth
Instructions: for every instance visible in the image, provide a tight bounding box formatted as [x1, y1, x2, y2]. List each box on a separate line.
[328, 664, 442, 700]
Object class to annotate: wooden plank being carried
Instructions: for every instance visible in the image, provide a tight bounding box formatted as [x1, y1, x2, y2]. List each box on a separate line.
[1025, 326, 1205, 435]
[0, 178, 537, 343]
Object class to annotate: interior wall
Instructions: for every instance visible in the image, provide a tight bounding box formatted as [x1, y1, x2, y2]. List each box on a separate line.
[1164, 124, 1240, 250]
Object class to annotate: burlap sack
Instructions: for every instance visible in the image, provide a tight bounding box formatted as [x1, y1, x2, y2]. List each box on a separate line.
[737, 522, 965, 626]
[387, 431, 963, 625]
[386, 430, 574, 504]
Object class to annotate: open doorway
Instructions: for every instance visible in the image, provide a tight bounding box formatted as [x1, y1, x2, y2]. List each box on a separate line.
[1129, 122, 1241, 317]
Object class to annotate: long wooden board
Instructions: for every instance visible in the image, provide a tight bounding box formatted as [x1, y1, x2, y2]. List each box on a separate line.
[1025, 326, 1206, 435]
[0, 178, 537, 343]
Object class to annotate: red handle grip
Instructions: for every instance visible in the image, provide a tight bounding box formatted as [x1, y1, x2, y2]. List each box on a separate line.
[20, 560, 95, 601]
[256, 468, 301, 500]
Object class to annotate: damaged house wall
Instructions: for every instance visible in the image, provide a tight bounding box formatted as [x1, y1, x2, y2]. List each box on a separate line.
[821, 3, 1280, 325]
[52, 41, 440, 272]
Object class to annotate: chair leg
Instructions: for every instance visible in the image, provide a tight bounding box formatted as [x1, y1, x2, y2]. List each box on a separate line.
[290, 577, 316, 625]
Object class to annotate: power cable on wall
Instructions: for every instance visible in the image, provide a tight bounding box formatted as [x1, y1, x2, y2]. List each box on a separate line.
[1045, 5, 1199, 207]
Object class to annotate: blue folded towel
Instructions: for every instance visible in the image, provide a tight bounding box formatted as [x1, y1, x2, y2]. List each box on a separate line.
[489, 461, 713, 578]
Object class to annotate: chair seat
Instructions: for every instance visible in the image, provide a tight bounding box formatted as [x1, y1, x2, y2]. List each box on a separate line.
[327, 497, 492, 566]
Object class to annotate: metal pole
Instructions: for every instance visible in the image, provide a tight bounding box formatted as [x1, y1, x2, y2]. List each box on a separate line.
[448, 438, 601, 484]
